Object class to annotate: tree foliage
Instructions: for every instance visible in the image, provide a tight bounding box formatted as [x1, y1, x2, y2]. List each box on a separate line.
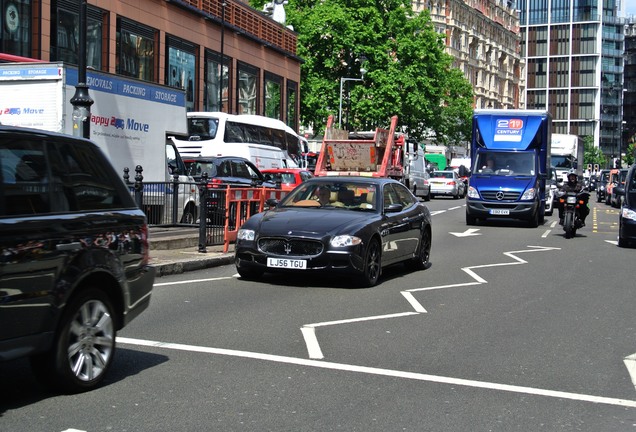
[624, 143, 635, 167]
[583, 135, 607, 167]
[254, 0, 473, 143]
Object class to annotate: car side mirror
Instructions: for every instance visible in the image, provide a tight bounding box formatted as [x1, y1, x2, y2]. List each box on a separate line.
[384, 203, 404, 213]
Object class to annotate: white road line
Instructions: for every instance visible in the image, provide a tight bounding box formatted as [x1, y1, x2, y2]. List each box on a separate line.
[541, 229, 551, 238]
[117, 337, 636, 408]
[300, 327, 324, 359]
[448, 206, 463, 210]
[305, 311, 420, 328]
[401, 291, 427, 313]
[407, 281, 482, 293]
[154, 276, 235, 287]
[301, 246, 561, 359]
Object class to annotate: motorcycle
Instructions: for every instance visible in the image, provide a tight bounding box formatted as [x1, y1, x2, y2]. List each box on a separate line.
[558, 190, 590, 239]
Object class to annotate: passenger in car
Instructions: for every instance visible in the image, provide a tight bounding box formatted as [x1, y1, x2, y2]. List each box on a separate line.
[334, 188, 355, 207]
[316, 186, 331, 206]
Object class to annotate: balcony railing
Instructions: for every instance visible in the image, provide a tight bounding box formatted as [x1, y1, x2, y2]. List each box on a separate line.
[173, 0, 297, 55]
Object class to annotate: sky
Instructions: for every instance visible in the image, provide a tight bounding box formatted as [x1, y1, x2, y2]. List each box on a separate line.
[626, 2, 636, 17]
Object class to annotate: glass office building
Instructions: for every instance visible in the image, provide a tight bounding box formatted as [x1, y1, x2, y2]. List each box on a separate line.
[519, 0, 625, 159]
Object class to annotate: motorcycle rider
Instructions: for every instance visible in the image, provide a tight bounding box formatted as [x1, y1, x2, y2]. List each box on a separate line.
[558, 171, 589, 226]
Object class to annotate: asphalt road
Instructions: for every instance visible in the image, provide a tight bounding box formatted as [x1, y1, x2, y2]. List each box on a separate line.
[2, 197, 635, 432]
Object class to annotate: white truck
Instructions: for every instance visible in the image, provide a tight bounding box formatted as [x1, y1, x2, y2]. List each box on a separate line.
[0, 61, 198, 224]
[551, 133, 584, 181]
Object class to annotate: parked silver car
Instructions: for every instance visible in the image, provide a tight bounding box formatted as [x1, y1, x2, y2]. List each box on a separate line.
[429, 170, 466, 199]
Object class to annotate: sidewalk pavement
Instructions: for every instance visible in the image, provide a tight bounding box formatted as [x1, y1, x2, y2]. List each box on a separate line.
[148, 227, 235, 276]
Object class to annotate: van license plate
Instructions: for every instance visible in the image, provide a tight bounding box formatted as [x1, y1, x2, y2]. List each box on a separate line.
[267, 258, 307, 269]
[489, 209, 510, 215]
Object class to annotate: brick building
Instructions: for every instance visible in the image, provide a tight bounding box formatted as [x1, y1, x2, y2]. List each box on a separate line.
[0, 0, 302, 130]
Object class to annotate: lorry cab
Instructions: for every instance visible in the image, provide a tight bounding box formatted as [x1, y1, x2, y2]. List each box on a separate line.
[466, 109, 551, 227]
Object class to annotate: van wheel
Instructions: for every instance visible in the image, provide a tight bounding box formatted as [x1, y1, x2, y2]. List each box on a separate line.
[180, 205, 197, 224]
[31, 288, 116, 393]
[466, 212, 477, 226]
[527, 210, 539, 228]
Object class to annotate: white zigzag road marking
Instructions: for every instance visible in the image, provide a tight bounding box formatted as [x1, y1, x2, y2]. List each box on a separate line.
[301, 245, 561, 360]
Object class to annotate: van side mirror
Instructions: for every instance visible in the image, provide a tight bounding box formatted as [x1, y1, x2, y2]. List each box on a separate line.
[168, 163, 179, 175]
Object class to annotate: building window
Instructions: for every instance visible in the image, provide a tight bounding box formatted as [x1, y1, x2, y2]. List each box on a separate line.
[572, 23, 598, 55]
[116, 18, 156, 82]
[204, 50, 229, 112]
[549, 57, 569, 88]
[570, 89, 594, 120]
[549, 25, 570, 56]
[166, 35, 197, 112]
[550, 0, 570, 23]
[286, 80, 298, 131]
[548, 89, 569, 121]
[237, 62, 259, 115]
[527, 58, 547, 88]
[264, 72, 282, 120]
[527, 90, 546, 110]
[1, 0, 31, 56]
[51, 1, 104, 69]
[571, 56, 596, 87]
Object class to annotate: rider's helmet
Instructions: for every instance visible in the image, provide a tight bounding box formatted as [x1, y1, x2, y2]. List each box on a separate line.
[567, 170, 577, 184]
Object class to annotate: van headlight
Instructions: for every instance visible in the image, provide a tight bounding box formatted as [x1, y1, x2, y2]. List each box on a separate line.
[467, 186, 480, 199]
[521, 188, 536, 200]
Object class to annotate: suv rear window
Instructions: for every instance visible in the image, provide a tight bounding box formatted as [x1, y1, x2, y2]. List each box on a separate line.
[0, 135, 132, 216]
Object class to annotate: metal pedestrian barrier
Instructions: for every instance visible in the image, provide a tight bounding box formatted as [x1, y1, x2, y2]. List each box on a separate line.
[126, 166, 289, 249]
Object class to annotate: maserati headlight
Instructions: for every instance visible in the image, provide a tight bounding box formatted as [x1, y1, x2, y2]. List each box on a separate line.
[521, 188, 536, 200]
[622, 207, 636, 221]
[237, 229, 255, 241]
[467, 186, 480, 199]
[330, 235, 362, 247]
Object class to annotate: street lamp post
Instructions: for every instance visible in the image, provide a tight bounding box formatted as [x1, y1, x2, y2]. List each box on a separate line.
[70, 0, 93, 138]
[338, 67, 366, 129]
[219, 0, 226, 112]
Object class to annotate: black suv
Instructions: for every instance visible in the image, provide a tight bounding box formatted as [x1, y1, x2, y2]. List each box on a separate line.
[0, 126, 156, 392]
[183, 156, 276, 225]
[183, 155, 276, 188]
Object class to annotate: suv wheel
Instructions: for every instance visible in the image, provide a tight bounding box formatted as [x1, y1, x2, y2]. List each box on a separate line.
[31, 288, 116, 393]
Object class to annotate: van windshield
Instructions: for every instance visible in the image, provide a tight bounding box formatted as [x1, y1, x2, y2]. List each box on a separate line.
[473, 152, 535, 176]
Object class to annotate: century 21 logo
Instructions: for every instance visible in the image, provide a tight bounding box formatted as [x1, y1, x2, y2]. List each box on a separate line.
[497, 119, 523, 129]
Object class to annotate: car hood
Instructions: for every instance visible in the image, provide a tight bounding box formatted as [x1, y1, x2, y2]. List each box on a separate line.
[246, 208, 376, 237]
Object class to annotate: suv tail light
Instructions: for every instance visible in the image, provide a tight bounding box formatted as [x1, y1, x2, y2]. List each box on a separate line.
[207, 179, 225, 189]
